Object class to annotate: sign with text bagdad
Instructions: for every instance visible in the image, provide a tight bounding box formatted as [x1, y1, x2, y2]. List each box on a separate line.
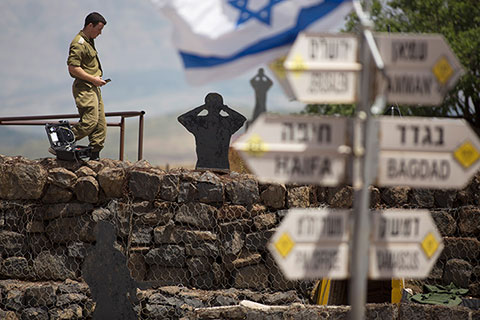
[376, 116, 480, 188]
[375, 33, 464, 105]
[283, 33, 361, 104]
[370, 209, 444, 279]
[268, 208, 351, 280]
[232, 114, 351, 185]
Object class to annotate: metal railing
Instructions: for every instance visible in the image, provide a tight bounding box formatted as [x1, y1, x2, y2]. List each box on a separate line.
[0, 111, 145, 161]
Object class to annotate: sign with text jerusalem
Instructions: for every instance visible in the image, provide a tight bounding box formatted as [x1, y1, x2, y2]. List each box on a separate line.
[268, 208, 351, 280]
[283, 33, 360, 104]
[370, 209, 444, 279]
[376, 116, 480, 188]
[232, 114, 351, 185]
[374, 33, 464, 105]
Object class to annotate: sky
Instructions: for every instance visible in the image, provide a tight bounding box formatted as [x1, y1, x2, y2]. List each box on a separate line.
[0, 0, 351, 165]
[0, 0, 306, 119]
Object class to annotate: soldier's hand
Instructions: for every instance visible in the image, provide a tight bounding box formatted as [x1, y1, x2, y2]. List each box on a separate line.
[92, 77, 107, 87]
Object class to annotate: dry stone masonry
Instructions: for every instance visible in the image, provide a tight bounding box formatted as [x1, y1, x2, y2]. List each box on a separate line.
[0, 154, 479, 319]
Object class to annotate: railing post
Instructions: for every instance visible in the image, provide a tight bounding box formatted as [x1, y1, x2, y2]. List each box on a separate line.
[119, 116, 125, 161]
[138, 112, 144, 160]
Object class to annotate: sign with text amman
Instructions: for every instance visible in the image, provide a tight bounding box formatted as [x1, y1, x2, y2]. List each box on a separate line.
[375, 33, 464, 105]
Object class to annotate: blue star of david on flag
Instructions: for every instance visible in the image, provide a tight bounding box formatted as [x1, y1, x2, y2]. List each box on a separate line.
[155, 0, 354, 85]
[228, 0, 286, 26]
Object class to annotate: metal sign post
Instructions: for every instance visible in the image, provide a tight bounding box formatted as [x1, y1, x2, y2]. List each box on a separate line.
[348, 2, 385, 319]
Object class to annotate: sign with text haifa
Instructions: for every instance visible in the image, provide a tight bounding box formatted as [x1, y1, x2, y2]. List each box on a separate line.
[232, 113, 351, 185]
[268, 208, 351, 280]
[375, 33, 464, 105]
[376, 116, 480, 189]
[284, 33, 360, 104]
[370, 209, 443, 279]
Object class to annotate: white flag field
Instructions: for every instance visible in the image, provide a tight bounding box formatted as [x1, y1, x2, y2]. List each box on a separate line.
[152, 0, 354, 85]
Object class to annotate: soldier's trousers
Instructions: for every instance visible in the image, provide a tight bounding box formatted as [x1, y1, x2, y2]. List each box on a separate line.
[71, 81, 106, 152]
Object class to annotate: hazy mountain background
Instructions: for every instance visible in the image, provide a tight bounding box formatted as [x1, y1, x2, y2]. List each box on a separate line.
[0, 0, 306, 166]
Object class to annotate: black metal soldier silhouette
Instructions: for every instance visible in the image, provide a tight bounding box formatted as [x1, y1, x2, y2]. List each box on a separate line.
[250, 68, 272, 122]
[82, 221, 138, 320]
[178, 92, 246, 170]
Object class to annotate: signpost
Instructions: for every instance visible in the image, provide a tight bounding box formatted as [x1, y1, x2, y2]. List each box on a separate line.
[232, 113, 351, 185]
[375, 33, 465, 105]
[370, 209, 444, 279]
[283, 33, 361, 104]
[268, 208, 351, 280]
[376, 116, 480, 188]
[235, 15, 467, 319]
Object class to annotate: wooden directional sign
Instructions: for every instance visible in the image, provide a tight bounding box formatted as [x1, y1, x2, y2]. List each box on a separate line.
[375, 33, 464, 105]
[370, 209, 444, 279]
[268, 208, 351, 280]
[232, 113, 351, 185]
[376, 116, 480, 188]
[283, 33, 360, 104]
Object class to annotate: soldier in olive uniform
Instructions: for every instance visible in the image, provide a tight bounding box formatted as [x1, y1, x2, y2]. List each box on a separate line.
[66, 12, 108, 161]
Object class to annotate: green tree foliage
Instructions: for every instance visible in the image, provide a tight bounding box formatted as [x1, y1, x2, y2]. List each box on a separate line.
[305, 1, 480, 130]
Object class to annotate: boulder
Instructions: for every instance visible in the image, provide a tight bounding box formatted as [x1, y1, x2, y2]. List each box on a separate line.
[287, 186, 310, 208]
[74, 176, 99, 203]
[260, 183, 286, 209]
[128, 170, 161, 201]
[225, 177, 259, 206]
[0, 163, 47, 200]
[97, 167, 126, 198]
[47, 167, 77, 189]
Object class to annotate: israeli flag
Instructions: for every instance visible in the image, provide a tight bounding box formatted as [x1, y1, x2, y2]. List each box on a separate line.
[153, 0, 353, 85]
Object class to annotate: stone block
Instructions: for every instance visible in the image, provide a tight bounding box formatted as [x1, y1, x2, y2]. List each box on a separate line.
[287, 186, 310, 208]
[97, 167, 126, 198]
[431, 210, 456, 236]
[225, 178, 259, 206]
[0, 163, 47, 200]
[0, 231, 25, 256]
[176, 202, 218, 229]
[217, 205, 248, 221]
[0, 257, 30, 279]
[253, 213, 277, 231]
[145, 245, 186, 267]
[458, 206, 480, 236]
[410, 189, 434, 208]
[146, 265, 189, 286]
[41, 202, 93, 220]
[234, 264, 269, 290]
[74, 176, 99, 203]
[327, 185, 353, 208]
[159, 174, 180, 202]
[128, 170, 161, 201]
[261, 184, 286, 209]
[381, 186, 410, 207]
[443, 258, 472, 288]
[45, 216, 95, 244]
[42, 184, 72, 204]
[47, 167, 77, 189]
[442, 237, 480, 262]
[128, 247, 148, 281]
[24, 285, 56, 307]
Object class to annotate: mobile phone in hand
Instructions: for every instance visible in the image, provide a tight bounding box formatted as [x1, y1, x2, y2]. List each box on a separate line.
[104, 78, 111, 83]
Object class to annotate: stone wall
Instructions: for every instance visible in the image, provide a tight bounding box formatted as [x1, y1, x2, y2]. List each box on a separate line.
[0, 154, 479, 319]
